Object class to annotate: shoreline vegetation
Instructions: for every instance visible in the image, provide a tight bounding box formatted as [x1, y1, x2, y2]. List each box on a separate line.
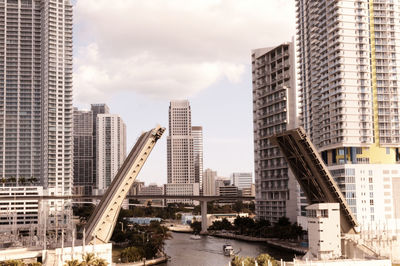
[188, 216, 307, 255]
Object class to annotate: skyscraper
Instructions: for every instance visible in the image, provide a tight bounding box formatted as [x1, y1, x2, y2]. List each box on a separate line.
[73, 108, 94, 195]
[0, 0, 73, 195]
[166, 100, 199, 204]
[296, 1, 400, 225]
[96, 114, 126, 193]
[252, 42, 298, 222]
[91, 103, 110, 187]
[192, 126, 203, 193]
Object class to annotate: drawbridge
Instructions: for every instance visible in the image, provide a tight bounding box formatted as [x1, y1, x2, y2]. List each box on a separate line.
[85, 126, 165, 245]
[270, 127, 358, 234]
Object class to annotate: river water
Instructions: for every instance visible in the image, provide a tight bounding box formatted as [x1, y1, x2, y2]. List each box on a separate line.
[160, 232, 297, 266]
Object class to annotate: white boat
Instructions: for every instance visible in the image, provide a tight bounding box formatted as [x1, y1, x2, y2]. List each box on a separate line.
[190, 234, 201, 240]
[223, 244, 234, 256]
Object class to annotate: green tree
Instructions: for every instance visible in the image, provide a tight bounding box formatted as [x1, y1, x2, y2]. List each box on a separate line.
[234, 216, 255, 235]
[18, 177, 26, 185]
[81, 253, 96, 265]
[0, 260, 24, 266]
[144, 201, 153, 216]
[256, 254, 279, 266]
[208, 218, 233, 231]
[63, 259, 80, 266]
[233, 201, 244, 213]
[120, 247, 144, 263]
[231, 256, 255, 266]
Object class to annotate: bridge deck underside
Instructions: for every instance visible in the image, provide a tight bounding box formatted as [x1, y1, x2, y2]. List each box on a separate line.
[270, 128, 357, 234]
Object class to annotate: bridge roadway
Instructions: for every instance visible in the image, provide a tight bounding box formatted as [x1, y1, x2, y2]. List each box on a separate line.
[0, 194, 254, 233]
[0, 194, 254, 201]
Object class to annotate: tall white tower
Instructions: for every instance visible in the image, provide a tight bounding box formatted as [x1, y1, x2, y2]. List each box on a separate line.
[96, 114, 126, 193]
[0, 0, 73, 195]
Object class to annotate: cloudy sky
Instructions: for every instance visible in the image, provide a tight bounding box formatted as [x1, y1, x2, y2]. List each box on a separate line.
[72, 0, 296, 185]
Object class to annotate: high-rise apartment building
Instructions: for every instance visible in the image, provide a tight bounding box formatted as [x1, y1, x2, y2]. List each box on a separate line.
[252, 42, 298, 222]
[73, 108, 94, 195]
[0, 0, 73, 195]
[91, 103, 109, 187]
[96, 114, 126, 193]
[192, 126, 203, 193]
[166, 100, 200, 204]
[203, 168, 217, 196]
[296, 1, 400, 226]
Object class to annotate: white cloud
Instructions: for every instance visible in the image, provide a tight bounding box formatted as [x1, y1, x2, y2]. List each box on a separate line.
[73, 0, 295, 102]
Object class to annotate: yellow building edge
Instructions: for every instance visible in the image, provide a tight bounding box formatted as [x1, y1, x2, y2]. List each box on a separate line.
[369, 1, 380, 146]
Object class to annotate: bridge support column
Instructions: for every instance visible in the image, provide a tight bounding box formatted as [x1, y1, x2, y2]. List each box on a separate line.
[200, 200, 208, 234]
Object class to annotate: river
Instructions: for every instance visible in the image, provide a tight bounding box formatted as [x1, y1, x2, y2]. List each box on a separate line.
[160, 232, 297, 266]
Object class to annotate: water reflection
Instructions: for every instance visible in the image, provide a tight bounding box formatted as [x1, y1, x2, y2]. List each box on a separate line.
[160, 232, 296, 266]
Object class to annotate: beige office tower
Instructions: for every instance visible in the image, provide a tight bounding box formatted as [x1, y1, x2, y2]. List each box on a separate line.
[96, 114, 126, 193]
[252, 42, 298, 223]
[296, 1, 400, 228]
[203, 168, 217, 196]
[0, 0, 73, 194]
[166, 100, 199, 204]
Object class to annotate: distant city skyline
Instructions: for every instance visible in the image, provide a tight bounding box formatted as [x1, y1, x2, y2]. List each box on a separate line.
[72, 0, 295, 185]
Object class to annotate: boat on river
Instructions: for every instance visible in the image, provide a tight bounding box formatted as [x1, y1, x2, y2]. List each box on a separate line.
[223, 244, 234, 256]
[190, 234, 201, 240]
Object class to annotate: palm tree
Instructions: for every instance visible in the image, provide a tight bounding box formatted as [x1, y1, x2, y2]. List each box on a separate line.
[92, 258, 108, 266]
[64, 259, 80, 266]
[28, 176, 38, 185]
[8, 176, 16, 185]
[19, 177, 26, 186]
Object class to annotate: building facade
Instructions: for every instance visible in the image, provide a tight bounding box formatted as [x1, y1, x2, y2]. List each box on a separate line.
[0, 0, 73, 195]
[215, 176, 230, 196]
[91, 104, 110, 189]
[166, 100, 200, 204]
[203, 168, 217, 196]
[0, 186, 43, 233]
[138, 183, 164, 206]
[192, 126, 203, 194]
[73, 108, 94, 195]
[252, 42, 298, 222]
[296, 0, 400, 226]
[230, 172, 253, 191]
[96, 114, 126, 193]
[164, 183, 199, 205]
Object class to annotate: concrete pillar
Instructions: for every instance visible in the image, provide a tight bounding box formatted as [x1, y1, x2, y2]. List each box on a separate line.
[200, 200, 208, 234]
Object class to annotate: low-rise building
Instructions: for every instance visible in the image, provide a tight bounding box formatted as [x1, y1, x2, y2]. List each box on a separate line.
[306, 203, 341, 260]
[231, 172, 253, 191]
[164, 183, 200, 205]
[138, 183, 164, 206]
[0, 186, 43, 233]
